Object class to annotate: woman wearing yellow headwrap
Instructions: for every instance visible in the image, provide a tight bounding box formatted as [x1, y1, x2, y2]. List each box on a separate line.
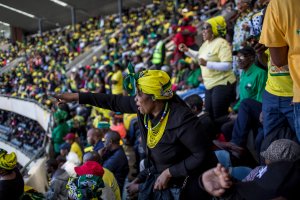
[179, 15, 236, 121]
[54, 69, 217, 199]
[0, 149, 24, 199]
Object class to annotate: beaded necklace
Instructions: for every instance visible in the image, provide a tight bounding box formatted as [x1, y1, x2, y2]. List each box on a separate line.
[144, 102, 170, 148]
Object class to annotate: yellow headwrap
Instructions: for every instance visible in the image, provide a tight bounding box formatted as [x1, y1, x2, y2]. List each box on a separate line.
[0, 149, 17, 170]
[137, 70, 173, 100]
[206, 16, 227, 37]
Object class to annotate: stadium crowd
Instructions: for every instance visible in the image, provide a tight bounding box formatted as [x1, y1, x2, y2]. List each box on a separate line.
[0, 0, 300, 199]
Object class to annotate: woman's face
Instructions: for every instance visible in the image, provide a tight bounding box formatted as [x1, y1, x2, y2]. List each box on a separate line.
[202, 23, 214, 41]
[237, 0, 250, 13]
[134, 89, 155, 115]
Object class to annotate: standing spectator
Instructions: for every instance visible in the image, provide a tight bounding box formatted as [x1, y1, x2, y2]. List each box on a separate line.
[172, 17, 198, 63]
[111, 63, 123, 95]
[259, 0, 300, 142]
[52, 109, 69, 155]
[232, 0, 254, 52]
[246, 0, 294, 145]
[180, 16, 236, 121]
[0, 149, 24, 200]
[55, 70, 217, 199]
[151, 34, 166, 69]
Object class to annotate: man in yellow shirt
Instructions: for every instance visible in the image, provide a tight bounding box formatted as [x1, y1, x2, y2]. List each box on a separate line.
[259, 0, 300, 141]
[63, 133, 83, 162]
[111, 63, 123, 95]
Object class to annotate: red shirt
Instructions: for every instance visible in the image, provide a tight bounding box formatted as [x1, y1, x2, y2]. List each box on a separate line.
[180, 25, 197, 47]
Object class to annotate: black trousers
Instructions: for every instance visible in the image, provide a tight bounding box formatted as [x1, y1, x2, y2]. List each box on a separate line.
[205, 82, 236, 120]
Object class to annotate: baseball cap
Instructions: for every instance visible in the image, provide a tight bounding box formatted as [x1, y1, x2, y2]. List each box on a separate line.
[261, 139, 300, 162]
[63, 133, 76, 140]
[74, 161, 104, 177]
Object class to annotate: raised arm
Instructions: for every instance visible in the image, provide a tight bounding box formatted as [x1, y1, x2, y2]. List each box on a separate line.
[54, 92, 137, 114]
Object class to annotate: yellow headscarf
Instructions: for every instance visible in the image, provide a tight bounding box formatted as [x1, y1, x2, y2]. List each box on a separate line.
[0, 149, 17, 170]
[137, 70, 173, 100]
[206, 16, 227, 37]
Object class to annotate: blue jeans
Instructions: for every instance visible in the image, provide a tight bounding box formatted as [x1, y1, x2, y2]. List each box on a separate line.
[214, 150, 252, 181]
[214, 150, 232, 168]
[230, 166, 252, 181]
[262, 90, 295, 137]
[294, 103, 300, 142]
[231, 99, 262, 146]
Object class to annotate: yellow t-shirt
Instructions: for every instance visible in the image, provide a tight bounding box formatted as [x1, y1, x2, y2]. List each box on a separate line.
[199, 37, 236, 90]
[259, 0, 300, 102]
[71, 142, 83, 162]
[265, 50, 293, 97]
[111, 70, 123, 95]
[103, 168, 121, 200]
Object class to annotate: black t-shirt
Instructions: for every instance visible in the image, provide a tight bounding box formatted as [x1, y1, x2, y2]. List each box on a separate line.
[0, 168, 24, 200]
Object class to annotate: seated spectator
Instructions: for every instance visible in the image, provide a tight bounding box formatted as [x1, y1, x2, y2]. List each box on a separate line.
[83, 151, 121, 200]
[232, 47, 267, 112]
[99, 131, 129, 192]
[184, 94, 217, 141]
[85, 126, 108, 153]
[201, 158, 299, 199]
[66, 160, 105, 200]
[220, 46, 267, 138]
[63, 133, 83, 162]
[0, 149, 24, 200]
[214, 99, 263, 158]
[244, 139, 300, 182]
[59, 142, 71, 160]
[62, 152, 81, 177]
[45, 158, 69, 200]
[201, 140, 300, 200]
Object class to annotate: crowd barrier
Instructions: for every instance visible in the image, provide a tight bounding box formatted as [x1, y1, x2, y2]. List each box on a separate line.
[0, 95, 52, 131]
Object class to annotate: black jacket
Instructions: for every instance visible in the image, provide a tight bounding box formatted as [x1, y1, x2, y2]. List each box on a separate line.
[79, 93, 217, 180]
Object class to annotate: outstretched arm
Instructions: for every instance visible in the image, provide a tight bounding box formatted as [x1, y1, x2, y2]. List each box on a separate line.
[54, 92, 137, 114]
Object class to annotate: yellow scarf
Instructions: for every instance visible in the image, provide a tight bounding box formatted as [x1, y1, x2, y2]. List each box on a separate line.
[206, 16, 227, 37]
[137, 70, 173, 100]
[0, 149, 17, 170]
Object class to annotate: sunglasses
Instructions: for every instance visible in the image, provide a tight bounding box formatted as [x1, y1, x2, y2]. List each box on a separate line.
[237, 55, 252, 60]
[202, 25, 211, 30]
